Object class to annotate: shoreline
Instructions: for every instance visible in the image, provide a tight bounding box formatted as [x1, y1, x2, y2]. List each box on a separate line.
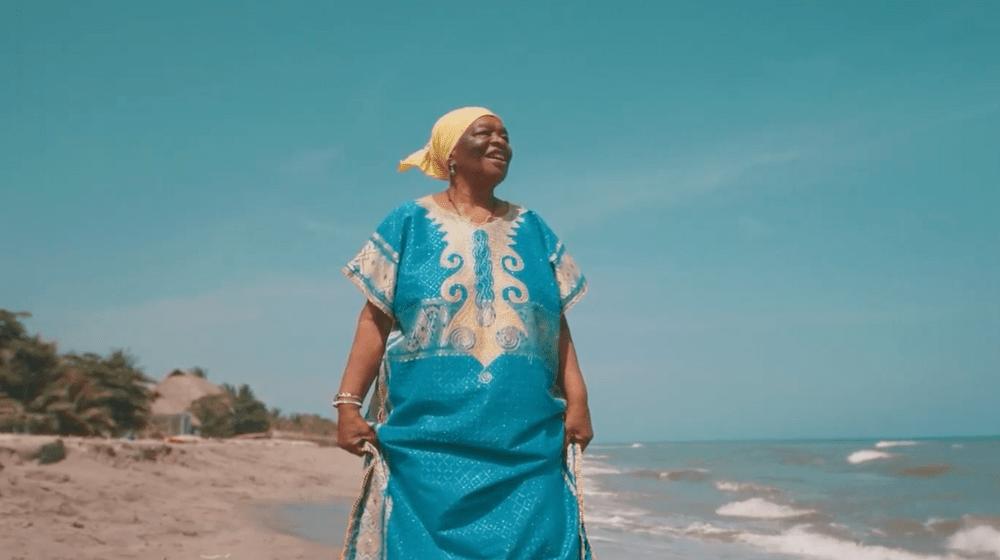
[0, 434, 364, 560]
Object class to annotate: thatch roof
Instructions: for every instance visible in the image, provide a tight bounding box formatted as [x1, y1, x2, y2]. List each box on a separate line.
[149, 369, 226, 425]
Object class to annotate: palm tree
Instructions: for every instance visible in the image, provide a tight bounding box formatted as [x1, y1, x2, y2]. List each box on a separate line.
[27, 367, 116, 436]
[0, 310, 60, 407]
[191, 383, 270, 437]
[1, 311, 153, 436]
[231, 384, 269, 435]
[26, 350, 152, 436]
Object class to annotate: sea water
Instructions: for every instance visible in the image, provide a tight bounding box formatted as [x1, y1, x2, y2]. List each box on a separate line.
[278, 437, 1000, 559]
[583, 437, 1000, 559]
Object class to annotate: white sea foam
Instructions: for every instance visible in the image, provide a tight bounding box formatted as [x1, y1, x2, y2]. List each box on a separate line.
[586, 506, 655, 532]
[922, 517, 956, 534]
[847, 449, 895, 464]
[946, 524, 1000, 557]
[582, 464, 621, 476]
[634, 468, 710, 482]
[631, 442, 644, 448]
[875, 440, 920, 449]
[739, 524, 956, 560]
[585, 535, 618, 543]
[578, 472, 616, 500]
[716, 498, 814, 519]
[578, 474, 616, 499]
[714, 480, 779, 495]
[681, 522, 740, 539]
[582, 488, 617, 500]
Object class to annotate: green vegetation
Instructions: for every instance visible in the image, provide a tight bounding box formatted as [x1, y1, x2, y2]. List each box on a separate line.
[1, 309, 324, 438]
[29, 350, 152, 436]
[271, 411, 337, 437]
[191, 383, 271, 438]
[1, 310, 151, 436]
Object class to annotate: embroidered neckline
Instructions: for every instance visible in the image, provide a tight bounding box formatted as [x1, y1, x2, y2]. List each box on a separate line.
[421, 195, 519, 227]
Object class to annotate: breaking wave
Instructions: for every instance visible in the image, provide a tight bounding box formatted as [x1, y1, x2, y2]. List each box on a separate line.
[714, 480, 780, 495]
[716, 498, 814, 519]
[875, 440, 921, 449]
[946, 524, 1000, 557]
[739, 524, 951, 560]
[633, 468, 709, 482]
[848, 449, 895, 464]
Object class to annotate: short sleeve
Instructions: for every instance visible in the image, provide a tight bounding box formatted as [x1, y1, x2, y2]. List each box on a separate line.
[342, 204, 411, 319]
[551, 241, 587, 312]
[527, 210, 587, 313]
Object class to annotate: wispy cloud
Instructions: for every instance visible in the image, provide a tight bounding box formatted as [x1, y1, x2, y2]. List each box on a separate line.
[542, 140, 807, 232]
[738, 216, 775, 239]
[278, 145, 339, 177]
[544, 89, 999, 235]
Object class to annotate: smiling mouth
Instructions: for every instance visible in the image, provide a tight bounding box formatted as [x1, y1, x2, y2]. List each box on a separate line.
[486, 153, 509, 163]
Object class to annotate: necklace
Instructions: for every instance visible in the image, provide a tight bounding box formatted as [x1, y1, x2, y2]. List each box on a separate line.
[446, 189, 499, 225]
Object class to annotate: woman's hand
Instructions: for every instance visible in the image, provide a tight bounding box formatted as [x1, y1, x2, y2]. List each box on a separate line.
[558, 316, 593, 452]
[337, 406, 378, 456]
[336, 302, 392, 457]
[564, 403, 594, 452]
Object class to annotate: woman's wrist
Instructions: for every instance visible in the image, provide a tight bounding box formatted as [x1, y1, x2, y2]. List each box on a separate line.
[565, 401, 591, 416]
[333, 391, 364, 408]
[564, 394, 589, 410]
[337, 402, 365, 416]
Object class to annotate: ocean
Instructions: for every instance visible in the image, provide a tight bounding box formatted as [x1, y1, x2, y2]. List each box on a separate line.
[274, 437, 1000, 559]
[582, 437, 1000, 559]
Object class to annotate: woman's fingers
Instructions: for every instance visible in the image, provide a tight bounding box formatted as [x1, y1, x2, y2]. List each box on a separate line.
[351, 426, 379, 456]
[342, 430, 376, 456]
[564, 406, 594, 452]
[337, 409, 378, 456]
[344, 434, 377, 456]
[566, 429, 593, 451]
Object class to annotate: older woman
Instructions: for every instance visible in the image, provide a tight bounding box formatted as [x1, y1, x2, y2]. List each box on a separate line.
[336, 107, 594, 560]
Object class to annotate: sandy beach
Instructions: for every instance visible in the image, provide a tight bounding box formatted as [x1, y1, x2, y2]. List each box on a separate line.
[0, 434, 364, 560]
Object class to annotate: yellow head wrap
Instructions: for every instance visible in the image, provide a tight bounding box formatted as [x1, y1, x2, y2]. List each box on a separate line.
[398, 107, 498, 179]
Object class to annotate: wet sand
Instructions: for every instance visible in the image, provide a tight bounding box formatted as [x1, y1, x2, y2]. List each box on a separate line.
[0, 434, 364, 560]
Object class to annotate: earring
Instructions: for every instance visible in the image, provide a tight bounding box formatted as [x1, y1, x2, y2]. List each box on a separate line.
[449, 163, 456, 175]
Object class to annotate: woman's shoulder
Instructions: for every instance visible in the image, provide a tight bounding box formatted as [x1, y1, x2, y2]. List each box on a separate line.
[508, 203, 555, 232]
[384, 197, 426, 218]
[371, 197, 430, 227]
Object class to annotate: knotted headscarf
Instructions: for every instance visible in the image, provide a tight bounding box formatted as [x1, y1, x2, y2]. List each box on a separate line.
[398, 107, 498, 179]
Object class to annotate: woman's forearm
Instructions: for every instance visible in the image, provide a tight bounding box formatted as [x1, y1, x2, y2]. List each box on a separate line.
[337, 302, 393, 456]
[558, 315, 589, 408]
[338, 301, 394, 399]
[558, 314, 594, 449]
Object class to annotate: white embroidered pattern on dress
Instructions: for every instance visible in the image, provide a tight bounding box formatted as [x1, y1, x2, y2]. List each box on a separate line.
[552, 242, 586, 311]
[419, 198, 531, 369]
[341, 442, 392, 560]
[344, 232, 398, 316]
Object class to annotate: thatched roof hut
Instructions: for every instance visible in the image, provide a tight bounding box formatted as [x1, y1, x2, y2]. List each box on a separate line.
[149, 369, 226, 427]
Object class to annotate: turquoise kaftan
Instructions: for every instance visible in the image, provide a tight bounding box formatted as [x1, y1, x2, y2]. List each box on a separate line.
[341, 196, 592, 560]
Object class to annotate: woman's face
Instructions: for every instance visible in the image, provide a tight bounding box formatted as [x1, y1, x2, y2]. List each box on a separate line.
[450, 115, 512, 185]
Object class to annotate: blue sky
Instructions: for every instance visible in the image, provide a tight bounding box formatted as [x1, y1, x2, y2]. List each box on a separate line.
[3, 1, 997, 443]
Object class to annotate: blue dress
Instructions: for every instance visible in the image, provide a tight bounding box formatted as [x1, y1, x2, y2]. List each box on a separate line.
[341, 196, 592, 560]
